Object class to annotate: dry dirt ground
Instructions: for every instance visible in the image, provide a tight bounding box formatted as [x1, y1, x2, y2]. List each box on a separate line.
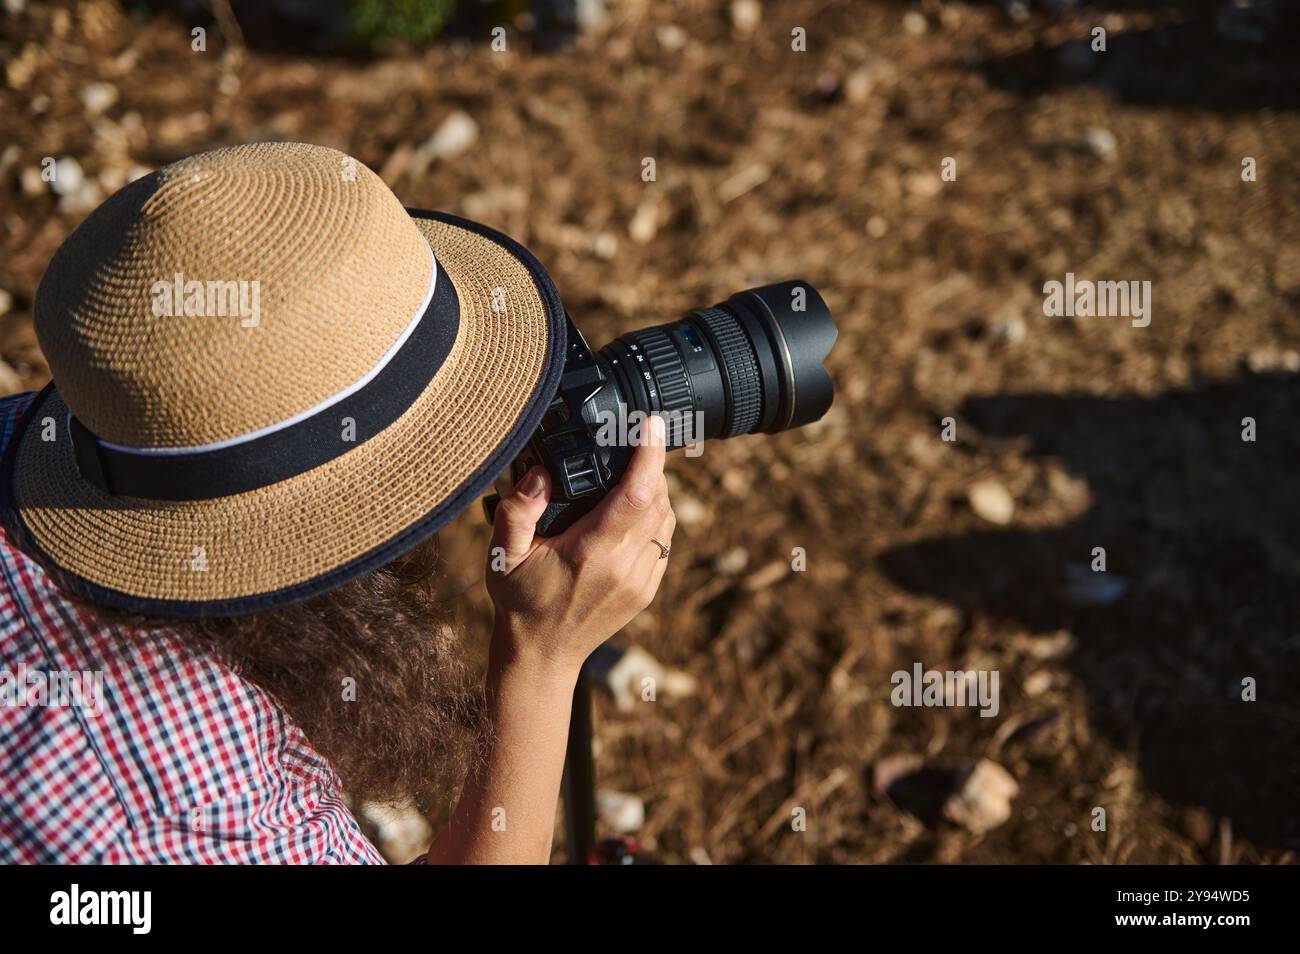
[2, 0, 1298, 863]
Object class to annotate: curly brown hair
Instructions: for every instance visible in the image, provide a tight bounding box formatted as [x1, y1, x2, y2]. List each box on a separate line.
[81, 536, 483, 813]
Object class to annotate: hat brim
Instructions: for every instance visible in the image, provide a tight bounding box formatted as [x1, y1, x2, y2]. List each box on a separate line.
[0, 210, 567, 618]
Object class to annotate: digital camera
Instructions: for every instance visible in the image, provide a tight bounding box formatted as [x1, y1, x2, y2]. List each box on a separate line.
[485, 281, 837, 535]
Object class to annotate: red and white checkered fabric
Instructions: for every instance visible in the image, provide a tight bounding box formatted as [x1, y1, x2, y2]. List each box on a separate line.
[0, 391, 386, 863]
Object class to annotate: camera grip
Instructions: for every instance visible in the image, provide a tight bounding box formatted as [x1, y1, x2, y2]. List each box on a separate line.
[534, 442, 634, 536]
[533, 494, 599, 537]
[486, 438, 635, 538]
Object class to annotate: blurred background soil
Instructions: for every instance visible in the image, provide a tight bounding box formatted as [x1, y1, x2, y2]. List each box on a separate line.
[2, 0, 1298, 863]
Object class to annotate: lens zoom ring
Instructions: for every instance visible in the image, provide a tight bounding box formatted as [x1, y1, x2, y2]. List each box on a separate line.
[695, 307, 762, 436]
[633, 328, 695, 416]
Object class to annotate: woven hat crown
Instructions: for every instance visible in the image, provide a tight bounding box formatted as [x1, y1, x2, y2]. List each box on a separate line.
[35, 141, 434, 448]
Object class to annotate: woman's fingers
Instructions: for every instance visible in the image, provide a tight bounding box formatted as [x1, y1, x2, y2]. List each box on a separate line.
[648, 501, 676, 584]
[592, 414, 667, 533]
[489, 466, 552, 572]
[629, 490, 677, 601]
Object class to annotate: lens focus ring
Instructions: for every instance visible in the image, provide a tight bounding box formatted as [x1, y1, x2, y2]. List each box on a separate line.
[694, 307, 762, 436]
[632, 327, 695, 417]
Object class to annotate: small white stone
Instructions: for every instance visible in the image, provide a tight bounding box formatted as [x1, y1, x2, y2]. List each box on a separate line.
[597, 791, 645, 834]
[731, 0, 761, 34]
[656, 24, 687, 51]
[591, 232, 618, 260]
[1023, 670, 1054, 696]
[81, 82, 117, 115]
[673, 493, 707, 526]
[989, 304, 1027, 344]
[576, 0, 607, 31]
[423, 111, 478, 161]
[845, 68, 874, 104]
[19, 166, 44, 196]
[943, 759, 1018, 834]
[1246, 348, 1300, 374]
[1012, 630, 1076, 661]
[49, 156, 84, 196]
[590, 643, 697, 711]
[59, 180, 104, 214]
[628, 197, 659, 244]
[357, 801, 433, 863]
[714, 546, 750, 576]
[967, 479, 1015, 526]
[1084, 126, 1118, 162]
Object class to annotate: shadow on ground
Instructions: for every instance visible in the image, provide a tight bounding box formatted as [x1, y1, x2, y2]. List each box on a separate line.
[879, 372, 1300, 849]
[974, 0, 1300, 114]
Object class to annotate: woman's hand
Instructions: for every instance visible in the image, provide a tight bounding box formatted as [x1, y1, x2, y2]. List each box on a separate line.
[425, 416, 674, 864]
[486, 414, 675, 675]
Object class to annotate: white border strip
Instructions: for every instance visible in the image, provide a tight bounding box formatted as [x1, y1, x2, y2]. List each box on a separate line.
[87, 244, 439, 457]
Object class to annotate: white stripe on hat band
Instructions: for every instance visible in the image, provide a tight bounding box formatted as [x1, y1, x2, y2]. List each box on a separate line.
[79, 243, 439, 458]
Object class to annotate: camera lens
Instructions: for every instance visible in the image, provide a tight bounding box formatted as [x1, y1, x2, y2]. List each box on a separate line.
[590, 281, 837, 448]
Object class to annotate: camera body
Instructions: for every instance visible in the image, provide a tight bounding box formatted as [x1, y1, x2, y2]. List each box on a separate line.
[484, 281, 837, 536]
[499, 313, 637, 536]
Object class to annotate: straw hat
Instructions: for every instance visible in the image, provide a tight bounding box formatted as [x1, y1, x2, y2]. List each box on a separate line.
[0, 142, 566, 617]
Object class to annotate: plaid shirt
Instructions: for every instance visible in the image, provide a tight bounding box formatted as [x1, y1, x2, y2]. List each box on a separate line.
[0, 391, 386, 863]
